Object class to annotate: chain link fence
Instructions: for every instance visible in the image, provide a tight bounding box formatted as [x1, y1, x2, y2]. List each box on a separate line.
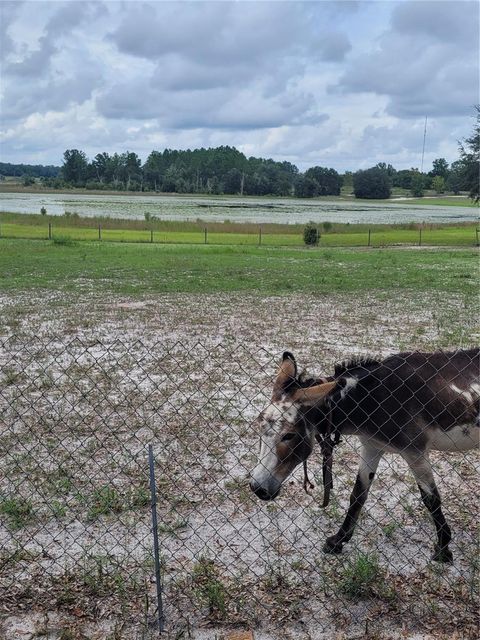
[0, 338, 478, 639]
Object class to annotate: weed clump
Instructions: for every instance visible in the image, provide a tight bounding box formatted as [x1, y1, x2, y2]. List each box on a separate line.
[339, 552, 384, 598]
[192, 556, 228, 618]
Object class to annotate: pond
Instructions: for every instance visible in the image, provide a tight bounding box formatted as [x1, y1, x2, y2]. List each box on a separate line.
[0, 191, 478, 224]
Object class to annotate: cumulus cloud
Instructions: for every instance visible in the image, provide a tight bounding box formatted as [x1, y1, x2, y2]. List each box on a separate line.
[0, 0, 477, 170]
[334, 0, 479, 118]
[0, 1, 23, 59]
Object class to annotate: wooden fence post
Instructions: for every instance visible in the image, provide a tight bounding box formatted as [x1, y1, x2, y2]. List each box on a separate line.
[259, 226, 262, 246]
[151, 229, 154, 244]
[98, 225, 101, 241]
[48, 222, 52, 240]
[419, 227, 422, 247]
[476, 228, 479, 247]
[368, 229, 371, 247]
[204, 227, 207, 244]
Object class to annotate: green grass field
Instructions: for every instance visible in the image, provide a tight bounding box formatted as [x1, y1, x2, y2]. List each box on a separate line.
[401, 197, 478, 207]
[1, 239, 478, 299]
[0, 212, 478, 248]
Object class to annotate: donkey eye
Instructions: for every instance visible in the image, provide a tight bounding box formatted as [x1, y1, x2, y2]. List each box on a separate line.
[281, 432, 296, 442]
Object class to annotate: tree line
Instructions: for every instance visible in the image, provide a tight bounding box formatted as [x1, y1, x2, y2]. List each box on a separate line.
[1, 107, 478, 200]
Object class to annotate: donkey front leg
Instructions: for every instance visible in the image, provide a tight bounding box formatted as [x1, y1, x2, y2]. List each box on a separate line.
[403, 451, 453, 563]
[323, 442, 383, 554]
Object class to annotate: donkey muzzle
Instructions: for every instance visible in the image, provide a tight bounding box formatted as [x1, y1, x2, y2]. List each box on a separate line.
[249, 479, 280, 501]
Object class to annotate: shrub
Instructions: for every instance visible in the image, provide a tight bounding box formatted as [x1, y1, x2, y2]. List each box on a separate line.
[303, 223, 320, 246]
[40, 206, 47, 215]
[323, 221, 333, 233]
[22, 175, 35, 186]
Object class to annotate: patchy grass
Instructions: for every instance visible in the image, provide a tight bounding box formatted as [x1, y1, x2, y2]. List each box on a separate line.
[0, 239, 478, 301]
[0, 496, 35, 529]
[192, 556, 228, 618]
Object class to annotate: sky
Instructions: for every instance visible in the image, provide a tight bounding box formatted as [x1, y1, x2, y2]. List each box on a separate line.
[0, 0, 478, 172]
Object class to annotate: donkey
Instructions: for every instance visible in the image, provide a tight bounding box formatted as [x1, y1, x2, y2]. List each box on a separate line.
[249, 349, 479, 562]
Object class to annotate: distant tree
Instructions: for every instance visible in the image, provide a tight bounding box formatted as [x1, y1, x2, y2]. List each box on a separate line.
[223, 168, 243, 194]
[393, 169, 418, 190]
[303, 223, 320, 246]
[304, 166, 342, 196]
[353, 167, 391, 199]
[0, 162, 60, 178]
[410, 173, 425, 197]
[429, 158, 449, 178]
[445, 160, 465, 194]
[375, 162, 396, 178]
[143, 151, 165, 191]
[295, 175, 318, 198]
[92, 152, 111, 183]
[458, 106, 480, 202]
[62, 149, 88, 185]
[431, 175, 446, 194]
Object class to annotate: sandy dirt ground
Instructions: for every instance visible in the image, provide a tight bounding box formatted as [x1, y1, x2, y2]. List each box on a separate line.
[0, 290, 478, 639]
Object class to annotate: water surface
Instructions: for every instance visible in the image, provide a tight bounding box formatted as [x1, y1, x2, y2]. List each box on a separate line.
[0, 192, 477, 224]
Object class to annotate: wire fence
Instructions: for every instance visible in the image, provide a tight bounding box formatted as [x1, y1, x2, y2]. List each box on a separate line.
[0, 338, 478, 639]
[0, 221, 479, 248]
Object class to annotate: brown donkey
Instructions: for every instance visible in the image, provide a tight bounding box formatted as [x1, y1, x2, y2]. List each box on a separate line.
[250, 349, 479, 562]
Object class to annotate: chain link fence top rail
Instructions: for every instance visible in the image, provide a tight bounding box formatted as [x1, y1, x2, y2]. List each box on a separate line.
[0, 338, 478, 639]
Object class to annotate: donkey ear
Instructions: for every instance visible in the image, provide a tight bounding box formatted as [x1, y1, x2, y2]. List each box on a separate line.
[272, 351, 297, 399]
[291, 381, 336, 406]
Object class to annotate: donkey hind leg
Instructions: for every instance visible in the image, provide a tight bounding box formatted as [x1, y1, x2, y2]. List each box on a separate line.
[323, 442, 383, 555]
[404, 452, 453, 563]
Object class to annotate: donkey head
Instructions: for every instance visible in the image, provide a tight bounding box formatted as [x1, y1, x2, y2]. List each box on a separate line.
[249, 352, 336, 501]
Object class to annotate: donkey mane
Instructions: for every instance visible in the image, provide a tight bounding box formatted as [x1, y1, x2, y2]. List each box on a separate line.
[286, 359, 383, 392]
[334, 357, 382, 378]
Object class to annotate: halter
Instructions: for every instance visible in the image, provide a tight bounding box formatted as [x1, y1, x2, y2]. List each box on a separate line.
[302, 402, 341, 507]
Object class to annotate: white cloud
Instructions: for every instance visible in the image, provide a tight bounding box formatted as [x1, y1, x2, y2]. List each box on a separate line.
[0, 1, 477, 171]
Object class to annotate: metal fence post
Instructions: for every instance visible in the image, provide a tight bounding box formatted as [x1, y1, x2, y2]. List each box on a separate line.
[148, 444, 165, 633]
[259, 226, 262, 246]
[48, 222, 52, 240]
[476, 228, 479, 247]
[204, 227, 207, 244]
[368, 229, 371, 247]
[151, 229, 154, 244]
[98, 225, 102, 241]
[419, 227, 422, 247]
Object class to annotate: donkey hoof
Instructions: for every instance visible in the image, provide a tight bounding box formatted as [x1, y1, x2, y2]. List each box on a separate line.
[323, 537, 343, 555]
[432, 545, 453, 563]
